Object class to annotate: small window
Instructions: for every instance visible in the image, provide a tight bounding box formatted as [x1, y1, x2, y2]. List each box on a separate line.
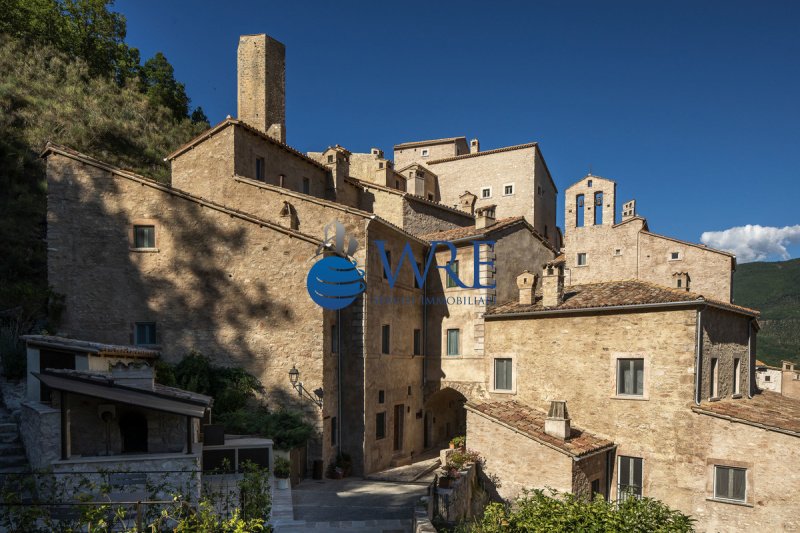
[331, 324, 338, 353]
[414, 262, 423, 289]
[481, 187, 491, 199]
[255, 157, 265, 181]
[302, 177, 310, 194]
[614, 249, 622, 256]
[537, 185, 543, 195]
[133, 225, 155, 249]
[670, 251, 681, 260]
[710, 358, 719, 398]
[587, 179, 593, 187]
[427, 193, 434, 201]
[714, 466, 746, 502]
[278, 174, 285, 188]
[544, 225, 549, 238]
[446, 329, 460, 356]
[494, 358, 513, 391]
[677, 279, 682, 288]
[376, 412, 386, 440]
[327, 155, 334, 163]
[395, 180, 400, 189]
[764, 375, 771, 382]
[577, 253, 587, 266]
[383, 251, 391, 280]
[134, 322, 156, 345]
[381, 324, 391, 354]
[733, 358, 741, 395]
[421, 149, 429, 157]
[378, 390, 385, 403]
[413, 329, 422, 355]
[331, 416, 337, 446]
[617, 358, 644, 396]
[618, 456, 643, 501]
[379, 162, 384, 169]
[446, 260, 459, 288]
[503, 184, 514, 196]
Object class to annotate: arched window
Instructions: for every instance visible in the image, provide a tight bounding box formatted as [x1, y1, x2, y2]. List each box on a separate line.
[594, 192, 604, 225]
[576, 194, 585, 227]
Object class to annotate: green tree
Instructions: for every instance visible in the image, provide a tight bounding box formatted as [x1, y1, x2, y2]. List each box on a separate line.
[142, 51, 190, 119]
[191, 106, 210, 126]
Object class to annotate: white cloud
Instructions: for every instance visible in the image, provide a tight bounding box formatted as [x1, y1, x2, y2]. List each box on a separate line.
[700, 224, 800, 263]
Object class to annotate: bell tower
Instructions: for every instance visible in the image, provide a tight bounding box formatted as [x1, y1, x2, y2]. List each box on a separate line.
[237, 34, 286, 143]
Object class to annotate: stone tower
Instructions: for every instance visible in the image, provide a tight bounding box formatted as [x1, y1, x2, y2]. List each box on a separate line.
[237, 34, 286, 143]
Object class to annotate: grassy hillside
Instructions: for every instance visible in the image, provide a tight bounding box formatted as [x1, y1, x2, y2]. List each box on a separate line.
[733, 258, 800, 367]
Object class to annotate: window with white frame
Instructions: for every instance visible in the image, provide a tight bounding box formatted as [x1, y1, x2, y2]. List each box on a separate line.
[421, 149, 429, 157]
[494, 358, 513, 391]
[446, 329, 460, 356]
[481, 187, 491, 199]
[617, 358, 644, 396]
[503, 183, 514, 196]
[670, 251, 681, 260]
[714, 466, 746, 502]
[617, 456, 643, 501]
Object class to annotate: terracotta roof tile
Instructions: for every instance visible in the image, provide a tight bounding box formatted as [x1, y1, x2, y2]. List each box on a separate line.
[466, 400, 614, 458]
[485, 280, 759, 317]
[23, 335, 160, 358]
[692, 391, 800, 436]
[420, 217, 525, 241]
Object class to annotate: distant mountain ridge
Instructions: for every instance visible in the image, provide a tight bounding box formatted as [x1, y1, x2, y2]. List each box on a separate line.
[733, 258, 800, 367]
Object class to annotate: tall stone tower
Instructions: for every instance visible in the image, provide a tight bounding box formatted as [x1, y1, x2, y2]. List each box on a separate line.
[237, 34, 286, 143]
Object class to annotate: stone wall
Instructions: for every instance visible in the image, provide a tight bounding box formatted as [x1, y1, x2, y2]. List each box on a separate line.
[563, 218, 644, 287]
[699, 307, 753, 400]
[237, 34, 285, 143]
[394, 139, 468, 170]
[20, 400, 60, 470]
[402, 199, 473, 236]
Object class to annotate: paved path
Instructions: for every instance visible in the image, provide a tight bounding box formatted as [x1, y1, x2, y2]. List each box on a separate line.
[366, 450, 440, 483]
[272, 477, 427, 533]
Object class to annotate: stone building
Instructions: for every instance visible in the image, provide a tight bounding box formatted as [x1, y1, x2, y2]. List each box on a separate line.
[562, 174, 736, 302]
[755, 360, 782, 392]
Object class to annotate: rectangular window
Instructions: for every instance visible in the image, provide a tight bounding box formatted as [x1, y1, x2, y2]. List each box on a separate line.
[134, 322, 156, 345]
[413, 329, 422, 356]
[671, 251, 680, 260]
[133, 225, 155, 248]
[677, 278, 682, 288]
[376, 412, 386, 440]
[733, 358, 741, 395]
[494, 358, 512, 391]
[421, 149, 429, 157]
[331, 324, 338, 353]
[481, 187, 491, 199]
[302, 177, 310, 194]
[327, 155, 334, 163]
[446, 260, 459, 288]
[378, 390, 385, 403]
[577, 253, 587, 266]
[714, 466, 746, 502]
[331, 416, 337, 446]
[537, 185, 543, 195]
[383, 251, 391, 279]
[616, 358, 644, 396]
[414, 262, 422, 289]
[617, 456, 643, 502]
[446, 329, 460, 356]
[382, 324, 390, 354]
[503, 184, 514, 196]
[710, 358, 719, 398]
[427, 193, 434, 201]
[255, 157, 265, 181]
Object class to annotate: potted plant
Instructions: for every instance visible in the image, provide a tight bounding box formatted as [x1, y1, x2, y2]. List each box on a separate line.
[438, 466, 460, 489]
[274, 457, 291, 489]
[449, 435, 465, 450]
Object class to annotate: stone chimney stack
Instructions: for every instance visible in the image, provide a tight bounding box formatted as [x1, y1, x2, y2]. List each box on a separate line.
[622, 199, 636, 221]
[475, 205, 496, 229]
[237, 34, 286, 143]
[541, 262, 564, 308]
[111, 362, 154, 390]
[545, 400, 571, 440]
[516, 271, 538, 305]
[459, 191, 477, 215]
[470, 138, 480, 154]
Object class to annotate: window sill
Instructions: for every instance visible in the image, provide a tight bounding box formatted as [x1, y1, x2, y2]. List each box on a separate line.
[668, 258, 683, 262]
[706, 497, 752, 508]
[574, 264, 588, 268]
[490, 389, 516, 395]
[611, 394, 649, 401]
[130, 247, 159, 253]
[731, 393, 742, 399]
[708, 396, 721, 402]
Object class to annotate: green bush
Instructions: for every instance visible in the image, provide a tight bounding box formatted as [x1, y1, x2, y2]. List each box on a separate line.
[0, 327, 26, 379]
[458, 488, 695, 533]
[216, 407, 313, 451]
[273, 457, 291, 479]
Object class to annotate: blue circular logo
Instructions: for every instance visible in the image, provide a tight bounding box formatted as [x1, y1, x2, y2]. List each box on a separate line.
[306, 255, 366, 310]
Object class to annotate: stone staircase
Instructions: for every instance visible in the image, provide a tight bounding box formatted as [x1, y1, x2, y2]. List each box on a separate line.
[0, 393, 28, 474]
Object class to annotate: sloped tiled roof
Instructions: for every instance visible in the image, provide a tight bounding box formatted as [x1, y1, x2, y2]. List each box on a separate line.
[426, 142, 538, 164]
[466, 400, 615, 458]
[485, 280, 759, 317]
[420, 217, 558, 254]
[23, 335, 160, 358]
[394, 137, 466, 149]
[692, 391, 800, 437]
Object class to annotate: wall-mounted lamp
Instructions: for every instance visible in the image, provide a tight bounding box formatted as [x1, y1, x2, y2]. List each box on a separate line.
[288, 364, 323, 408]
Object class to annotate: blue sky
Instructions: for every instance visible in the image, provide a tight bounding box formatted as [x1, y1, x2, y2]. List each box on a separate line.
[117, 0, 800, 262]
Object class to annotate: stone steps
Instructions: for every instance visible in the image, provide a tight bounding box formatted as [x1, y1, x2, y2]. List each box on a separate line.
[0, 390, 28, 473]
[0, 454, 28, 469]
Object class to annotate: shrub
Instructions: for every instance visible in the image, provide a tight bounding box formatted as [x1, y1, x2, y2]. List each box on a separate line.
[0, 327, 26, 380]
[450, 435, 466, 448]
[273, 457, 291, 479]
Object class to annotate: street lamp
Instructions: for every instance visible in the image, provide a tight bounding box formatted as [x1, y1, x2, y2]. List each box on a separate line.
[288, 364, 322, 408]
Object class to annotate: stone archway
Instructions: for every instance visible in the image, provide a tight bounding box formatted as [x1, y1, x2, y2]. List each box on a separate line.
[423, 387, 468, 450]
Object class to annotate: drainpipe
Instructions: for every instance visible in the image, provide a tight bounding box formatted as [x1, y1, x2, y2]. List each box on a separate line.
[694, 307, 705, 405]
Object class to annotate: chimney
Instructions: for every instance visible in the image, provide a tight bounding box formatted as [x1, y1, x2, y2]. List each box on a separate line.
[237, 34, 286, 143]
[541, 262, 564, 308]
[544, 400, 571, 440]
[622, 199, 636, 221]
[459, 191, 477, 215]
[475, 205, 496, 229]
[672, 272, 690, 291]
[111, 362, 154, 390]
[516, 271, 538, 305]
[470, 138, 480, 154]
